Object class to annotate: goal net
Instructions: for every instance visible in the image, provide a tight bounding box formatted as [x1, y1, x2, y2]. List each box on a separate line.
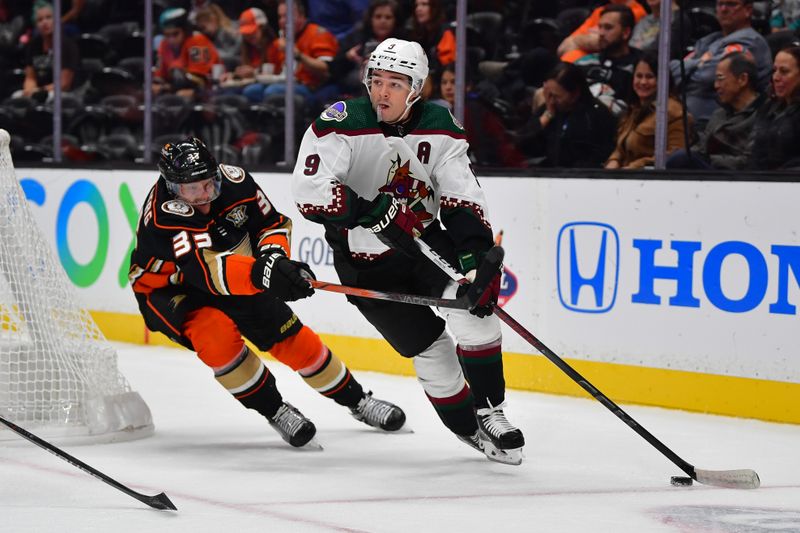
[0, 129, 153, 443]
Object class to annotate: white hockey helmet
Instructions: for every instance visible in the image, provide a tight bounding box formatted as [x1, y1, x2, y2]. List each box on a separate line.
[362, 38, 429, 98]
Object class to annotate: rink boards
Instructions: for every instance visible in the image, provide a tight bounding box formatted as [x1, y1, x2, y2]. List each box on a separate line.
[15, 167, 800, 424]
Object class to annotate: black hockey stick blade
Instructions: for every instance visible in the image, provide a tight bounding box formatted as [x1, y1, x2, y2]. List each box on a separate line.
[491, 306, 761, 490]
[309, 279, 473, 309]
[0, 415, 178, 510]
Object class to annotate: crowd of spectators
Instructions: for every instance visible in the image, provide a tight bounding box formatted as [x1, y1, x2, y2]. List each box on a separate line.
[0, 0, 799, 171]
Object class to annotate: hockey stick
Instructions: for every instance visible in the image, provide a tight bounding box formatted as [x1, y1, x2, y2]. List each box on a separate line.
[0, 415, 178, 510]
[414, 238, 760, 490]
[307, 246, 503, 310]
[309, 280, 473, 309]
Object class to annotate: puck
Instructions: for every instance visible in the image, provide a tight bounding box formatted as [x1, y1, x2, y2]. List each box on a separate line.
[670, 476, 693, 486]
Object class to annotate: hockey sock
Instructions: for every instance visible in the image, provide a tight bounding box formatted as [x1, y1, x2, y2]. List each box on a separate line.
[457, 340, 505, 409]
[425, 383, 479, 436]
[414, 330, 479, 436]
[298, 348, 364, 408]
[214, 346, 283, 418]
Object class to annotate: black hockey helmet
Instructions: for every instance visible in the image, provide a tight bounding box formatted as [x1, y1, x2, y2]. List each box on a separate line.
[158, 137, 221, 204]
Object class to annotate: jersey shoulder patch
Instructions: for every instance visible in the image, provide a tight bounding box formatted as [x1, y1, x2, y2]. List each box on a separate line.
[220, 164, 245, 183]
[161, 199, 195, 217]
[416, 102, 466, 136]
[313, 97, 377, 134]
[320, 101, 349, 122]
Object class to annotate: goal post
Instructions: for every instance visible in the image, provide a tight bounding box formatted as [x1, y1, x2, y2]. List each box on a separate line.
[0, 129, 154, 443]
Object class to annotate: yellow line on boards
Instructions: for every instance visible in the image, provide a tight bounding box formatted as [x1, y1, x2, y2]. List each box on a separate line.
[90, 311, 800, 424]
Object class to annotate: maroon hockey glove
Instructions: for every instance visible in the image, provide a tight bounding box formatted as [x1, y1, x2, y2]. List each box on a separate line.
[251, 251, 316, 301]
[357, 194, 424, 257]
[458, 251, 501, 318]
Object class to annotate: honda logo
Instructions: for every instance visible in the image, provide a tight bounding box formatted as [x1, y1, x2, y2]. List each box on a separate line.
[557, 222, 620, 313]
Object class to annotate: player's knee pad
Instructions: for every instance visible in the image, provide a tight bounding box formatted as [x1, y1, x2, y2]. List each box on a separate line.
[440, 280, 502, 347]
[269, 325, 326, 371]
[412, 330, 466, 398]
[183, 306, 245, 368]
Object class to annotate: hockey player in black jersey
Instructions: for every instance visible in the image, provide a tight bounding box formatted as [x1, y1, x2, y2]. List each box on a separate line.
[291, 38, 525, 464]
[129, 137, 405, 448]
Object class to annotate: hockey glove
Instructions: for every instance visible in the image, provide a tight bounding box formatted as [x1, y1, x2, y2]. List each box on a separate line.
[357, 194, 424, 257]
[457, 251, 501, 318]
[251, 251, 316, 301]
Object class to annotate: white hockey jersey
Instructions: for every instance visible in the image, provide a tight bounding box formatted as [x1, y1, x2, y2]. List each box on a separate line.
[291, 97, 493, 259]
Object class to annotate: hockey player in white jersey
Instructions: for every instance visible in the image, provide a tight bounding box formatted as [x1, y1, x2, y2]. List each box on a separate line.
[291, 38, 524, 464]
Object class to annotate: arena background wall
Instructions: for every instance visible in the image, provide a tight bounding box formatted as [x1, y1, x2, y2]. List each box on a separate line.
[16, 167, 800, 424]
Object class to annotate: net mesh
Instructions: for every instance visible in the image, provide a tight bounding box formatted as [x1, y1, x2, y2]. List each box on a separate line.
[0, 129, 153, 443]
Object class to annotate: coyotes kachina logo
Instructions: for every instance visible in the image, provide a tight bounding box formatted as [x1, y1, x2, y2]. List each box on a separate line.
[379, 155, 433, 222]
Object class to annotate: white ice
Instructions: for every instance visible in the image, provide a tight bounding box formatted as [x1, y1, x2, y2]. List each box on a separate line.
[1, 342, 799, 533]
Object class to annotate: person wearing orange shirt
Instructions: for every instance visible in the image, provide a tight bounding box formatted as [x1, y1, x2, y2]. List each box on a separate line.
[557, 0, 647, 63]
[263, 0, 339, 106]
[409, 0, 455, 70]
[154, 7, 220, 100]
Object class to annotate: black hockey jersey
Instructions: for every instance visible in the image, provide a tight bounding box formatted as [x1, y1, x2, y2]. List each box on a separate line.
[129, 164, 292, 297]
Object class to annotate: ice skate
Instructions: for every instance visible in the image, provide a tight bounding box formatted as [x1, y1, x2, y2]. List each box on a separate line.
[350, 391, 406, 431]
[268, 402, 319, 448]
[476, 401, 524, 463]
[457, 428, 523, 466]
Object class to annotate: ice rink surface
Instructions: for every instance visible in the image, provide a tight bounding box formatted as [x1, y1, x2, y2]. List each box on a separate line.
[1, 342, 799, 533]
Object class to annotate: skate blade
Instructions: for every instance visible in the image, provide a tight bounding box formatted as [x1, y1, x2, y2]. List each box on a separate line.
[382, 424, 414, 434]
[483, 442, 523, 466]
[295, 437, 324, 451]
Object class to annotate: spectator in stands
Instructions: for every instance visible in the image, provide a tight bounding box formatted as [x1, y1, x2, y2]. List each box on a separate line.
[307, 0, 370, 41]
[749, 45, 800, 169]
[557, 0, 647, 63]
[0, 2, 25, 70]
[514, 62, 617, 168]
[605, 51, 689, 169]
[19, 1, 80, 102]
[766, 0, 800, 56]
[154, 7, 220, 100]
[630, 0, 685, 59]
[668, 51, 764, 169]
[332, 0, 404, 96]
[265, 0, 339, 106]
[432, 64, 526, 167]
[219, 7, 275, 103]
[195, 4, 241, 72]
[770, 0, 800, 34]
[60, 0, 84, 35]
[669, 0, 772, 129]
[575, 4, 642, 117]
[408, 0, 455, 70]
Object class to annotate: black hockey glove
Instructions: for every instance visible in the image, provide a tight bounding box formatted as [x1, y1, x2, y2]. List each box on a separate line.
[357, 194, 424, 257]
[456, 251, 501, 318]
[251, 251, 316, 301]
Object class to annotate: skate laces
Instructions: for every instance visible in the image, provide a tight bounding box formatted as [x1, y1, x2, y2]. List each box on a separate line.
[476, 402, 517, 438]
[271, 403, 308, 435]
[353, 391, 395, 426]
